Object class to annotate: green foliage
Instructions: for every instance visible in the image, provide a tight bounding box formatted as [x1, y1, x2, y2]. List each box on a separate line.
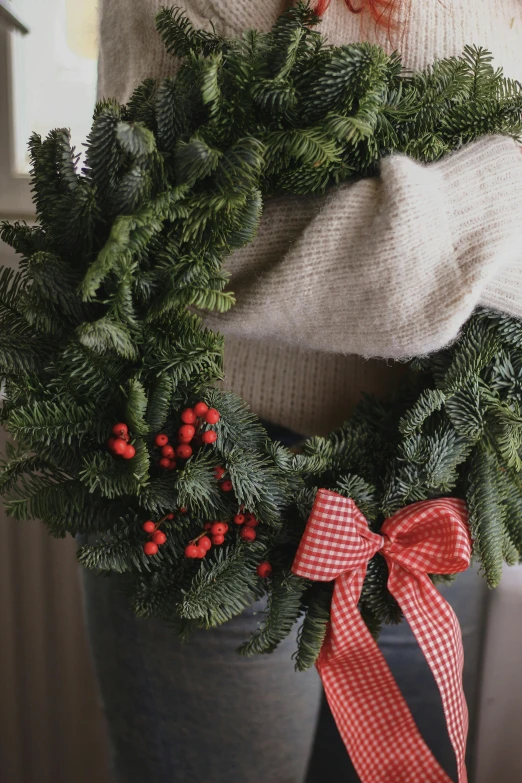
[466, 448, 506, 587]
[178, 543, 266, 626]
[294, 584, 332, 671]
[1, 3, 522, 662]
[155, 6, 224, 59]
[238, 571, 307, 655]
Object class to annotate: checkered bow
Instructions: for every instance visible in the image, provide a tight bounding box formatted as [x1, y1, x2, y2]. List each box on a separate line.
[292, 488, 472, 783]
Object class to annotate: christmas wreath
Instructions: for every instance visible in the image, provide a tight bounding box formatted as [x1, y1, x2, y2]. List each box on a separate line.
[2, 3, 522, 674]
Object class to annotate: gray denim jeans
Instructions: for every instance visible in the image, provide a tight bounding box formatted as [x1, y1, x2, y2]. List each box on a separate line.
[80, 423, 489, 783]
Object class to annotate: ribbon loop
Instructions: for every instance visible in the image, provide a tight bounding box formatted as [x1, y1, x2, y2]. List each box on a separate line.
[292, 488, 472, 783]
[293, 491, 383, 581]
[381, 497, 471, 576]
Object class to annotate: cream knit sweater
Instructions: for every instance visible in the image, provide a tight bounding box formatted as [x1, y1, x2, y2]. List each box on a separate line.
[98, 0, 522, 435]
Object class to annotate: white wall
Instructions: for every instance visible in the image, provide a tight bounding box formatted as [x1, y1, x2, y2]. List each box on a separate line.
[476, 564, 522, 782]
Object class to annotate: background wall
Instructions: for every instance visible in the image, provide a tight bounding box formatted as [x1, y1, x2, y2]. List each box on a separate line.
[475, 566, 522, 783]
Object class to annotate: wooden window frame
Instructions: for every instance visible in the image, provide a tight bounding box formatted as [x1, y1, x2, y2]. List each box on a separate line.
[0, 20, 33, 219]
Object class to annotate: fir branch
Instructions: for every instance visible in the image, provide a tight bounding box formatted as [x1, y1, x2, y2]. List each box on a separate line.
[7, 399, 110, 446]
[174, 451, 224, 517]
[155, 6, 224, 59]
[155, 77, 189, 151]
[399, 388, 446, 436]
[294, 583, 332, 671]
[0, 444, 54, 494]
[78, 539, 141, 573]
[76, 316, 139, 361]
[125, 378, 149, 436]
[145, 373, 173, 431]
[238, 571, 306, 656]
[79, 445, 150, 499]
[178, 543, 266, 626]
[5, 473, 86, 528]
[466, 448, 505, 587]
[126, 78, 158, 130]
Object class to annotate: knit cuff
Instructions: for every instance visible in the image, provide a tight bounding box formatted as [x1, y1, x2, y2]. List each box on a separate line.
[481, 261, 522, 320]
[433, 135, 522, 307]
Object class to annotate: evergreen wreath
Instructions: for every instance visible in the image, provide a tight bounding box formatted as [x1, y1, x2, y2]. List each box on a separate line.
[2, 2, 522, 667]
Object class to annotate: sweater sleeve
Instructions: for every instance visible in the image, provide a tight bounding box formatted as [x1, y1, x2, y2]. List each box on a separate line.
[203, 135, 522, 359]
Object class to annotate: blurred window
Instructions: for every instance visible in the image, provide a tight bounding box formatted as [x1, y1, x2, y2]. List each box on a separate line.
[0, 0, 98, 215]
[12, 0, 98, 173]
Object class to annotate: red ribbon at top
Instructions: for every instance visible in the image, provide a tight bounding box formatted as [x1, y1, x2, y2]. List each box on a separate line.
[292, 489, 472, 783]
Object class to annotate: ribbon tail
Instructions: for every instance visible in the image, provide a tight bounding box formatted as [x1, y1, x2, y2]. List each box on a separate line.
[388, 564, 469, 783]
[319, 573, 454, 783]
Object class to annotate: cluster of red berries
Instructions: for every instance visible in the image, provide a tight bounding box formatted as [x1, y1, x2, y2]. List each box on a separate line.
[185, 520, 229, 558]
[233, 510, 259, 542]
[184, 507, 261, 559]
[107, 422, 136, 460]
[155, 402, 221, 470]
[256, 561, 272, 578]
[214, 464, 233, 492]
[142, 512, 175, 556]
[180, 487, 272, 577]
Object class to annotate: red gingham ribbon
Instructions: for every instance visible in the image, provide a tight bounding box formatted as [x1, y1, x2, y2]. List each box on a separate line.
[292, 489, 472, 783]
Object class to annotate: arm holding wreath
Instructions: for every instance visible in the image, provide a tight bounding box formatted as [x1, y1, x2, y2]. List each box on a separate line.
[97, 0, 522, 360]
[204, 134, 522, 359]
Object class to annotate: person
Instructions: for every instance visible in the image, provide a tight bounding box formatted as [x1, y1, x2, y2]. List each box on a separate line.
[83, 1, 522, 781]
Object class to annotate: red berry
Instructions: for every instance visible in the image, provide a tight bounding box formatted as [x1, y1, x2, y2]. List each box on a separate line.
[107, 436, 117, 450]
[214, 465, 226, 480]
[256, 561, 272, 578]
[233, 514, 245, 525]
[144, 541, 159, 556]
[161, 444, 175, 458]
[122, 444, 136, 460]
[152, 530, 167, 546]
[212, 534, 225, 545]
[198, 535, 212, 551]
[245, 514, 259, 528]
[166, 513, 175, 520]
[112, 422, 128, 437]
[180, 507, 188, 513]
[193, 401, 209, 417]
[185, 544, 199, 558]
[240, 527, 256, 542]
[159, 457, 171, 469]
[204, 408, 220, 425]
[221, 523, 229, 533]
[168, 460, 177, 470]
[211, 522, 227, 536]
[176, 444, 193, 460]
[195, 546, 207, 558]
[179, 424, 196, 442]
[181, 408, 197, 424]
[142, 520, 156, 533]
[220, 480, 233, 492]
[155, 434, 169, 447]
[201, 430, 218, 445]
[203, 522, 212, 530]
[111, 438, 127, 455]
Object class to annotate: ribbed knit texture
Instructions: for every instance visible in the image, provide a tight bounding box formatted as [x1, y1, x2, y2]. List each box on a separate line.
[97, 0, 522, 435]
